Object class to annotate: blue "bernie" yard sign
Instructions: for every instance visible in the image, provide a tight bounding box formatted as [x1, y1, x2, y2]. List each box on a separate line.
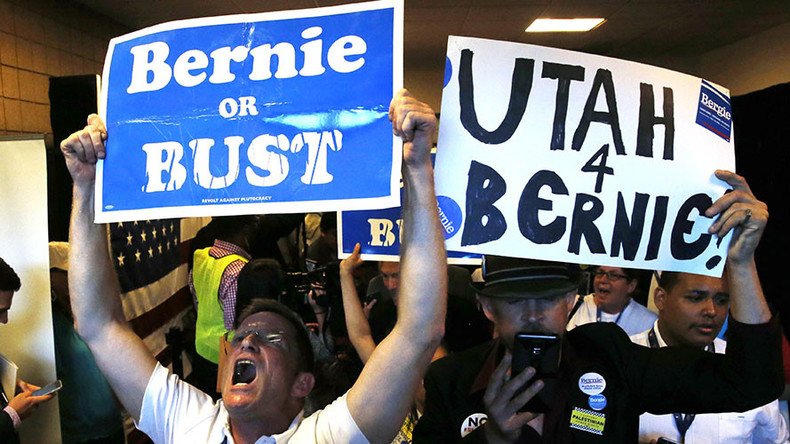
[338, 151, 482, 264]
[96, 0, 403, 222]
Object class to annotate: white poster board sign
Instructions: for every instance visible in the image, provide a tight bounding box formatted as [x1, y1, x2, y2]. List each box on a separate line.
[435, 37, 735, 276]
[0, 136, 60, 442]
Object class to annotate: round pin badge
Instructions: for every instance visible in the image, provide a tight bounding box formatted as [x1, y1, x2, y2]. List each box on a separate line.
[460, 413, 488, 438]
[588, 394, 607, 411]
[578, 372, 606, 395]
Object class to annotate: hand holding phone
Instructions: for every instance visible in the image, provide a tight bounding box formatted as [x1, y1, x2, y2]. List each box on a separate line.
[511, 333, 561, 413]
[32, 380, 62, 397]
[512, 333, 561, 378]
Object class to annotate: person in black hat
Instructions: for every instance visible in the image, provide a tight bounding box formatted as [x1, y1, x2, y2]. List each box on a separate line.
[413, 170, 783, 443]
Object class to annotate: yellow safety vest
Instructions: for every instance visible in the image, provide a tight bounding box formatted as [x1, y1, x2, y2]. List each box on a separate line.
[193, 248, 248, 363]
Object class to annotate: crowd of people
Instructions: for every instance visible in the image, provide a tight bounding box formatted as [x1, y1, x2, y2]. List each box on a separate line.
[0, 88, 785, 444]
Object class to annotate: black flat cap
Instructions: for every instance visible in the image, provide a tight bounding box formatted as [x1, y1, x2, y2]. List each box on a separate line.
[473, 255, 580, 299]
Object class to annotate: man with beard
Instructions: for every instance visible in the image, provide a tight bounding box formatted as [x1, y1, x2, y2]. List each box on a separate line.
[632, 271, 788, 443]
[61, 88, 446, 443]
[413, 170, 783, 443]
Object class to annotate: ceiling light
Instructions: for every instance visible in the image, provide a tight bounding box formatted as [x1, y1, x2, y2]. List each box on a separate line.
[525, 18, 606, 33]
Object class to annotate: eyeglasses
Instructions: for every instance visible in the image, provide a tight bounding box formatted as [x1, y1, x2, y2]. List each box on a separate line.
[224, 328, 289, 350]
[593, 270, 629, 281]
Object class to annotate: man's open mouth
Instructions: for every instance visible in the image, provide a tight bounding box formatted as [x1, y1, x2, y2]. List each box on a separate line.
[232, 359, 257, 385]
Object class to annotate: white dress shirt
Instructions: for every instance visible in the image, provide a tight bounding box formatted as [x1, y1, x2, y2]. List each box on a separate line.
[631, 322, 789, 444]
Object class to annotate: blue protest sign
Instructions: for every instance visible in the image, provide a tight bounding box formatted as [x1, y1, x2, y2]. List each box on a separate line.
[338, 152, 482, 264]
[338, 195, 483, 264]
[96, 0, 403, 222]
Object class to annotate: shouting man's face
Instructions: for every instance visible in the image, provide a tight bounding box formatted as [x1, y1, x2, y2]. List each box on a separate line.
[221, 311, 314, 421]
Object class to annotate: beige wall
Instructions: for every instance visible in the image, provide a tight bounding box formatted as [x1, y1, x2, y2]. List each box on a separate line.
[407, 22, 790, 112]
[0, 0, 124, 141]
[0, 136, 59, 443]
[692, 21, 790, 97]
[405, 63, 445, 113]
[1, 1, 785, 131]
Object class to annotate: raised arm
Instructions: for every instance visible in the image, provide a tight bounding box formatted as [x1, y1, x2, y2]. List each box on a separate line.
[630, 170, 780, 415]
[339, 243, 377, 363]
[346, 89, 447, 442]
[705, 170, 771, 324]
[62, 115, 157, 420]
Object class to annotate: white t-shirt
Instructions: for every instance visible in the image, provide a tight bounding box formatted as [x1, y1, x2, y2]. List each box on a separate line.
[137, 363, 368, 444]
[631, 322, 789, 444]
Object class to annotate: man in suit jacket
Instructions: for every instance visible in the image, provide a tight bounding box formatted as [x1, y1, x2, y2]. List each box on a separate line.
[1, 257, 55, 443]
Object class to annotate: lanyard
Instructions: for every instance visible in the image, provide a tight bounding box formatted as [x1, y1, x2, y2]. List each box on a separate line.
[596, 300, 629, 325]
[647, 327, 715, 441]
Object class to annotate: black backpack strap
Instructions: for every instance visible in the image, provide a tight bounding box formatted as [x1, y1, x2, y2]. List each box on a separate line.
[567, 295, 585, 321]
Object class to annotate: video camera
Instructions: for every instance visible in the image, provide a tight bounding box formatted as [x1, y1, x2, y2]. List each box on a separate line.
[283, 261, 340, 309]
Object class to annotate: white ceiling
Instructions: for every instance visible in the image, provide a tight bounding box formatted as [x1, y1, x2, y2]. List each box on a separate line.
[72, 0, 789, 83]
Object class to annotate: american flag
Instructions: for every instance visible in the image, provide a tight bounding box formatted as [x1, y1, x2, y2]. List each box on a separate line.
[109, 218, 209, 444]
[110, 219, 181, 292]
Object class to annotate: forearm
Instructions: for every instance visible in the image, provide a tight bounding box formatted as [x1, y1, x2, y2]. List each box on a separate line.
[347, 160, 446, 438]
[727, 257, 771, 324]
[61, 115, 156, 420]
[69, 183, 126, 339]
[347, 89, 445, 442]
[340, 269, 375, 362]
[395, 160, 447, 344]
[68, 183, 156, 419]
[313, 310, 327, 334]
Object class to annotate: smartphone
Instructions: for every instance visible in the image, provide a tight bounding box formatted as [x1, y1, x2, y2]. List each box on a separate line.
[32, 380, 62, 397]
[511, 333, 561, 413]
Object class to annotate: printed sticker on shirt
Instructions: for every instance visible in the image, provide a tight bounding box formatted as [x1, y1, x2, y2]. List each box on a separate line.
[578, 372, 606, 395]
[460, 413, 488, 438]
[588, 394, 607, 411]
[570, 407, 606, 435]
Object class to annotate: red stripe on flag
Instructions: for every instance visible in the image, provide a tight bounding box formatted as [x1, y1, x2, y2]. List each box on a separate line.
[129, 287, 192, 339]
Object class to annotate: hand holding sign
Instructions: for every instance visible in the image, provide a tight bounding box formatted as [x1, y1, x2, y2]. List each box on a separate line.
[340, 243, 364, 275]
[60, 114, 107, 187]
[705, 170, 768, 265]
[389, 88, 437, 168]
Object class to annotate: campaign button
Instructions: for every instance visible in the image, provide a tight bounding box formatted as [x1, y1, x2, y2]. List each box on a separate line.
[578, 372, 606, 395]
[588, 394, 607, 411]
[460, 413, 488, 437]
